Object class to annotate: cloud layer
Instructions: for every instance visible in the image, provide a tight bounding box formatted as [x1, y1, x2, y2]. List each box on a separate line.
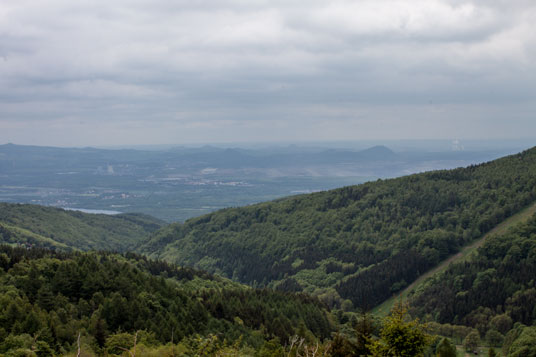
[1, 0, 535, 146]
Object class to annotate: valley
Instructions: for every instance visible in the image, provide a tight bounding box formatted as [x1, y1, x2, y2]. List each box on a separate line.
[1, 145, 536, 355]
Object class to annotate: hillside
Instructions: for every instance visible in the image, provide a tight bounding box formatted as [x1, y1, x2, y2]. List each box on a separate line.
[408, 211, 536, 351]
[372, 200, 536, 317]
[0, 246, 334, 355]
[138, 147, 536, 310]
[0, 203, 165, 251]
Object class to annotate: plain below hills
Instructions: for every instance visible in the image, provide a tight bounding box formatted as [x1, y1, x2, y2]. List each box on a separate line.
[0, 203, 165, 251]
[0, 142, 519, 222]
[138, 147, 536, 311]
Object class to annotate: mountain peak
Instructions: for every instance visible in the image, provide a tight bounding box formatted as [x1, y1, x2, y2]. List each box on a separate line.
[358, 145, 397, 159]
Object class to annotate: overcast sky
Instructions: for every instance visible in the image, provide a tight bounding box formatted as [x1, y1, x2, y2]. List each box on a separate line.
[1, 0, 535, 147]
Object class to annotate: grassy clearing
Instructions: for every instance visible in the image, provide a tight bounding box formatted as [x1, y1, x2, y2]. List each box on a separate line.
[371, 201, 536, 317]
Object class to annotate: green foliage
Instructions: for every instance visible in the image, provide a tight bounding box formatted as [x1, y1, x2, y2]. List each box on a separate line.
[328, 312, 378, 356]
[329, 333, 358, 357]
[410, 212, 536, 341]
[139, 148, 536, 309]
[0, 246, 333, 356]
[463, 331, 481, 352]
[485, 329, 503, 347]
[368, 303, 430, 357]
[0, 203, 165, 251]
[490, 314, 513, 335]
[505, 325, 536, 356]
[105, 332, 137, 355]
[435, 337, 457, 357]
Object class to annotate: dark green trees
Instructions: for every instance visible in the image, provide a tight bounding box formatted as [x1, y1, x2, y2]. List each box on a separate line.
[0, 246, 334, 355]
[436, 338, 457, 357]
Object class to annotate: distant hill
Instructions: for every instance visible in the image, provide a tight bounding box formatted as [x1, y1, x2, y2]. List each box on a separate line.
[0, 203, 165, 251]
[0, 143, 396, 172]
[138, 147, 536, 310]
[355, 145, 397, 160]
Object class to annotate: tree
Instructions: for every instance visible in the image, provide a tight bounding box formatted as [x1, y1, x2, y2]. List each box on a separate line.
[485, 329, 503, 347]
[368, 303, 430, 356]
[436, 337, 457, 357]
[329, 333, 356, 357]
[507, 326, 536, 357]
[354, 312, 376, 356]
[105, 332, 136, 355]
[489, 314, 512, 335]
[463, 331, 480, 353]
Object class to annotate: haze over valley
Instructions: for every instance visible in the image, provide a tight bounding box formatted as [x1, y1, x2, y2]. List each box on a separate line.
[0, 140, 528, 222]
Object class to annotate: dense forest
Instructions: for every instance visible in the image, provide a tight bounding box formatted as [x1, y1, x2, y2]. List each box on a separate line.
[0, 246, 335, 355]
[7, 245, 515, 356]
[138, 147, 536, 310]
[409, 212, 536, 355]
[0, 203, 164, 251]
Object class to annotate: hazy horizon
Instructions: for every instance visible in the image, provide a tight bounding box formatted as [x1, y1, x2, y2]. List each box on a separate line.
[2, 138, 535, 154]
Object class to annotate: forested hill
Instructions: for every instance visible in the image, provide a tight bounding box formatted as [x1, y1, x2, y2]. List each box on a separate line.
[138, 147, 536, 310]
[0, 203, 165, 252]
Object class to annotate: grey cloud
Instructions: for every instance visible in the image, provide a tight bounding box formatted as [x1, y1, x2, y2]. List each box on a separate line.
[0, 0, 535, 146]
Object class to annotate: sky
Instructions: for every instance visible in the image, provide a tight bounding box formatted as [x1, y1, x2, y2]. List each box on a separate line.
[1, 0, 535, 147]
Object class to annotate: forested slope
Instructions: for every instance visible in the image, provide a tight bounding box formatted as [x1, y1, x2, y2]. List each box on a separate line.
[138, 147, 536, 310]
[0, 246, 334, 355]
[409, 212, 536, 353]
[0, 203, 165, 252]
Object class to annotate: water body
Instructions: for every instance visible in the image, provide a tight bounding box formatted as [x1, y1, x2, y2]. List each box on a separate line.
[63, 207, 122, 215]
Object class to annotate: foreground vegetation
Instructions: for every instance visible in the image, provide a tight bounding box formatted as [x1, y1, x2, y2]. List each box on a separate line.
[0, 246, 334, 356]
